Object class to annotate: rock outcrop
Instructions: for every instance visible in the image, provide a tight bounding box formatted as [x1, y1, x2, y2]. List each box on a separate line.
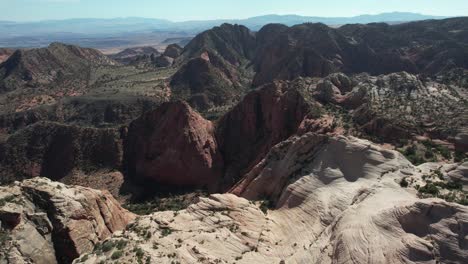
[124, 101, 224, 190]
[252, 18, 468, 86]
[109, 46, 160, 65]
[180, 23, 256, 66]
[0, 178, 135, 264]
[0, 48, 14, 64]
[170, 55, 247, 111]
[79, 134, 468, 264]
[171, 23, 256, 112]
[308, 71, 468, 143]
[0, 122, 123, 183]
[216, 80, 312, 186]
[153, 55, 174, 67]
[163, 44, 182, 59]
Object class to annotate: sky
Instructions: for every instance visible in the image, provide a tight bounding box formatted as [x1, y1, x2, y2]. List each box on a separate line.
[1, 0, 467, 22]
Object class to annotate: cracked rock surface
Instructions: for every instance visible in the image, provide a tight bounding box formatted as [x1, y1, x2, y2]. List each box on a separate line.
[79, 134, 468, 264]
[0, 178, 135, 264]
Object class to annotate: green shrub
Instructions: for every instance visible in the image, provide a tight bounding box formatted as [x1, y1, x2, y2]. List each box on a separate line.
[434, 170, 444, 180]
[135, 247, 144, 259]
[445, 181, 463, 190]
[418, 183, 439, 196]
[438, 146, 452, 160]
[111, 250, 123, 260]
[115, 240, 127, 250]
[455, 151, 466, 162]
[424, 149, 434, 159]
[0, 195, 16, 207]
[400, 178, 409, 188]
[259, 199, 274, 214]
[101, 241, 115, 252]
[160, 227, 172, 237]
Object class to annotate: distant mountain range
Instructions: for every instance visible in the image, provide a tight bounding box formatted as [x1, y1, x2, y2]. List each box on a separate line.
[0, 12, 454, 48]
[1, 12, 449, 35]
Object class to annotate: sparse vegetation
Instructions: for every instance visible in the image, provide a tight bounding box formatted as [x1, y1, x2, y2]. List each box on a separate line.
[101, 240, 115, 252]
[259, 199, 274, 214]
[400, 178, 409, 188]
[111, 250, 123, 260]
[124, 190, 208, 215]
[160, 227, 173, 237]
[0, 195, 19, 207]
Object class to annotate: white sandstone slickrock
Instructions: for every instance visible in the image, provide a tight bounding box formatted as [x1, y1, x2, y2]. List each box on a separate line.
[0, 178, 135, 264]
[78, 133, 467, 264]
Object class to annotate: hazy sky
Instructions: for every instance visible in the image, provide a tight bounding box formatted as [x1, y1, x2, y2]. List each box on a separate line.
[2, 0, 467, 22]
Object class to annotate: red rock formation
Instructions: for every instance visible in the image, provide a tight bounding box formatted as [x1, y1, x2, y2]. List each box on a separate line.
[216, 81, 310, 186]
[124, 101, 223, 190]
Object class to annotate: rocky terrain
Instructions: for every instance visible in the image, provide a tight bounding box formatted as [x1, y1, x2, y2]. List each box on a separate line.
[0, 48, 14, 64]
[109, 46, 161, 65]
[252, 18, 468, 86]
[0, 17, 467, 264]
[0, 122, 123, 183]
[77, 134, 468, 264]
[0, 178, 134, 264]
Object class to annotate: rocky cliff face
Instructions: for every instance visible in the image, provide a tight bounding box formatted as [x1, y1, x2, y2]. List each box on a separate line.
[180, 23, 256, 66]
[216, 80, 313, 186]
[170, 56, 247, 111]
[78, 134, 468, 264]
[171, 23, 256, 112]
[0, 122, 123, 183]
[124, 101, 224, 190]
[0, 178, 135, 264]
[0, 96, 161, 134]
[251, 18, 468, 86]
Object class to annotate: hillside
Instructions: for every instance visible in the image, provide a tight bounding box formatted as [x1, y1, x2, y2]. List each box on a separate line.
[252, 18, 468, 85]
[0, 16, 467, 264]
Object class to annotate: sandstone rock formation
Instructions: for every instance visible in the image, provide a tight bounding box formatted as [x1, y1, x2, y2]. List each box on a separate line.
[171, 23, 256, 112]
[0, 96, 161, 134]
[170, 56, 247, 111]
[78, 134, 468, 264]
[124, 101, 223, 190]
[109, 46, 160, 65]
[153, 55, 174, 68]
[252, 18, 468, 86]
[163, 44, 182, 59]
[216, 80, 312, 186]
[0, 122, 123, 183]
[0, 178, 134, 264]
[180, 23, 256, 66]
[308, 71, 468, 143]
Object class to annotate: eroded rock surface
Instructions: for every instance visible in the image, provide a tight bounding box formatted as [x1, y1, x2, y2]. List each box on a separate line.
[80, 134, 468, 264]
[216, 80, 312, 186]
[124, 101, 224, 190]
[0, 178, 135, 264]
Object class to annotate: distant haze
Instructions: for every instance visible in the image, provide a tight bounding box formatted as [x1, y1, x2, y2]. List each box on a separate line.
[0, 12, 460, 49]
[1, 0, 467, 21]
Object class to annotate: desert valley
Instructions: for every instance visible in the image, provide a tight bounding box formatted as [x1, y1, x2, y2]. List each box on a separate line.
[0, 5, 467, 264]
